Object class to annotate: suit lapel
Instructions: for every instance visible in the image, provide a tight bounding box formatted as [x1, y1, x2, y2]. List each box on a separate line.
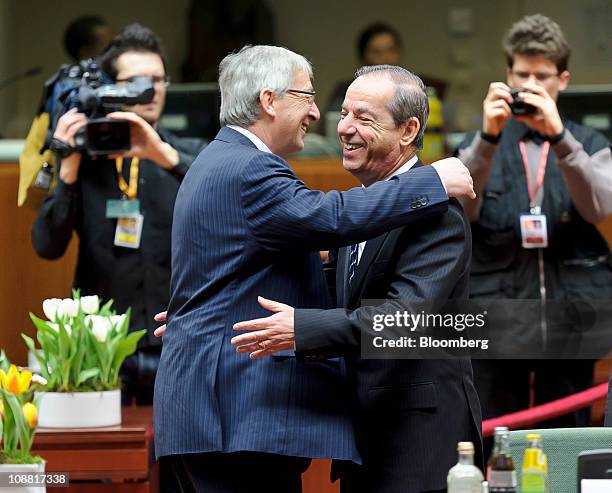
[345, 159, 424, 307]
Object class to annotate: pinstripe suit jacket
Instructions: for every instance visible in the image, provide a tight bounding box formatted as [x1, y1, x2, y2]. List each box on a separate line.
[294, 163, 482, 491]
[153, 128, 449, 461]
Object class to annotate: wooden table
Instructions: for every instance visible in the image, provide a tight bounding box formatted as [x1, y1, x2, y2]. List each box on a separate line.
[31, 406, 157, 493]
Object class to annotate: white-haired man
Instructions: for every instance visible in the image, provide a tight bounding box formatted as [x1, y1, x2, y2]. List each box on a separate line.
[154, 45, 474, 492]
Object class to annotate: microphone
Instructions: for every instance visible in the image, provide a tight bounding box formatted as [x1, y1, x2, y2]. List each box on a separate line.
[0, 66, 43, 90]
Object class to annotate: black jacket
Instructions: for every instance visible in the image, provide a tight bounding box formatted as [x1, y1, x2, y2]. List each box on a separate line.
[295, 163, 482, 492]
[32, 129, 205, 346]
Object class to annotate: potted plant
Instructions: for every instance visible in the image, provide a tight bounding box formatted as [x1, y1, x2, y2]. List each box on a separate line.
[23, 292, 146, 428]
[0, 351, 47, 492]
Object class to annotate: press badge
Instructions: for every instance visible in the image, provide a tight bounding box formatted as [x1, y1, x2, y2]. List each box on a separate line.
[520, 211, 548, 249]
[106, 199, 140, 218]
[114, 214, 144, 249]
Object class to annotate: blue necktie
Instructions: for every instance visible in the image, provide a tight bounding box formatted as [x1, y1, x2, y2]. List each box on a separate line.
[348, 244, 359, 286]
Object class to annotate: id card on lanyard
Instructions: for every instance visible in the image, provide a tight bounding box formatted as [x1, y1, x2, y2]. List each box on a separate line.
[519, 140, 549, 249]
[107, 157, 143, 249]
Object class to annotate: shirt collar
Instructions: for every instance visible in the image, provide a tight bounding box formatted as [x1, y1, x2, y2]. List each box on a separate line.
[386, 154, 419, 180]
[227, 125, 273, 154]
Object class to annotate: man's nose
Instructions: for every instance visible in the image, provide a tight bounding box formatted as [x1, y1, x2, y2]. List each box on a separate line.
[309, 101, 321, 121]
[337, 115, 354, 137]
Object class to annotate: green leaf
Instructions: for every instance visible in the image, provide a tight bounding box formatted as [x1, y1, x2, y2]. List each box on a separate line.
[21, 334, 49, 380]
[110, 329, 146, 385]
[99, 299, 115, 316]
[1, 390, 29, 453]
[0, 350, 9, 372]
[0, 399, 4, 443]
[76, 368, 101, 387]
[29, 313, 59, 339]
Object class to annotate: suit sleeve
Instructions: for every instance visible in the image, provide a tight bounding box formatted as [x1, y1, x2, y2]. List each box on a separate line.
[294, 204, 470, 358]
[241, 153, 448, 252]
[31, 175, 78, 260]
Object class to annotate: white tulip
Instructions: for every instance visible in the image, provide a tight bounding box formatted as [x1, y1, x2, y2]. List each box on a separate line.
[42, 298, 62, 321]
[58, 298, 79, 318]
[80, 295, 100, 314]
[111, 314, 127, 330]
[86, 315, 112, 343]
[48, 323, 72, 335]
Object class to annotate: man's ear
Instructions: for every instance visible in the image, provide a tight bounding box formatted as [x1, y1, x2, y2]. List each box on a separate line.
[259, 89, 276, 118]
[399, 117, 420, 147]
[558, 70, 570, 92]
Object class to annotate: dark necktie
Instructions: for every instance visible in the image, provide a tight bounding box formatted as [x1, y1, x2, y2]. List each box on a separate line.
[347, 244, 359, 286]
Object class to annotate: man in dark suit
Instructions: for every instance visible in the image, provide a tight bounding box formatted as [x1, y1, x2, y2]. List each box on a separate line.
[154, 46, 476, 493]
[232, 65, 482, 493]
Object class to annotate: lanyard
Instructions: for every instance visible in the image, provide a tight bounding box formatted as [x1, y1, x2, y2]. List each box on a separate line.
[115, 157, 140, 200]
[519, 140, 550, 208]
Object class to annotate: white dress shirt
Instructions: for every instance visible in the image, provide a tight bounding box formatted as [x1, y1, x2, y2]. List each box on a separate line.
[227, 125, 273, 154]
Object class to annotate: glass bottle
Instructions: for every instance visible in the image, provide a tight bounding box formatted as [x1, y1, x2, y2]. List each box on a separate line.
[448, 441, 485, 493]
[521, 433, 549, 493]
[487, 427, 517, 492]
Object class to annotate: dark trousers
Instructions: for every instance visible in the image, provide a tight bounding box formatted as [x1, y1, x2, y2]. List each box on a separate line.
[120, 348, 161, 406]
[162, 451, 311, 493]
[337, 460, 447, 493]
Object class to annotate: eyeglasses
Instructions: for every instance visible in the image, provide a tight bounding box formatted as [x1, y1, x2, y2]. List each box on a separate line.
[115, 75, 171, 87]
[286, 88, 316, 105]
[510, 70, 559, 83]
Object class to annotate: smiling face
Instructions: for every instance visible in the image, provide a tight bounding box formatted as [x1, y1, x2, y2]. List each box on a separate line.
[115, 51, 167, 126]
[272, 70, 320, 156]
[338, 74, 417, 186]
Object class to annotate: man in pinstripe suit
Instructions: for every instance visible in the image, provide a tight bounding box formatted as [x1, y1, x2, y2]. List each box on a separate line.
[232, 65, 482, 492]
[154, 47, 475, 492]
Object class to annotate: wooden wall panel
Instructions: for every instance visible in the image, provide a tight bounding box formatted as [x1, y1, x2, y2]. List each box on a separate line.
[0, 163, 77, 365]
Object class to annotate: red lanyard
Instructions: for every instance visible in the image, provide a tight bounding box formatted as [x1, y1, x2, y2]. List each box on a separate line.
[519, 140, 550, 208]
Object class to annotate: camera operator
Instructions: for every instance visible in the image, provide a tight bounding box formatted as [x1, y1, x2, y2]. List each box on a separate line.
[455, 14, 612, 439]
[32, 23, 206, 405]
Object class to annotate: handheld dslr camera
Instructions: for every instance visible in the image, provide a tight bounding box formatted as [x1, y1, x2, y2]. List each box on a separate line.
[46, 60, 154, 156]
[509, 88, 537, 116]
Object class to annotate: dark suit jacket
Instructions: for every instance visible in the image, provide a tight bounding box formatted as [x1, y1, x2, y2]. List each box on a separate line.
[153, 128, 451, 461]
[295, 163, 482, 492]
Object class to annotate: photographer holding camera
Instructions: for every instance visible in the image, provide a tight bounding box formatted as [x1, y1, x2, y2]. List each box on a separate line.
[456, 14, 612, 437]
[32, 23, 205, 405]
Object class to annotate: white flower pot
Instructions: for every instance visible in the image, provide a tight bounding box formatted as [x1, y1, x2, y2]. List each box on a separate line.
[0, 462, 46, 493]
[37, 390, 121, 428]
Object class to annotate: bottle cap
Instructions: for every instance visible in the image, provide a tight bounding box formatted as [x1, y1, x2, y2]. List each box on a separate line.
[457, 441, 475, 453]
[526, 433, 542, 441]
[494, 426, 509, 435]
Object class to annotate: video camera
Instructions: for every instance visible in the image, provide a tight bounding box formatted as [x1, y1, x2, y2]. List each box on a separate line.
[46, 59, 154, 156]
